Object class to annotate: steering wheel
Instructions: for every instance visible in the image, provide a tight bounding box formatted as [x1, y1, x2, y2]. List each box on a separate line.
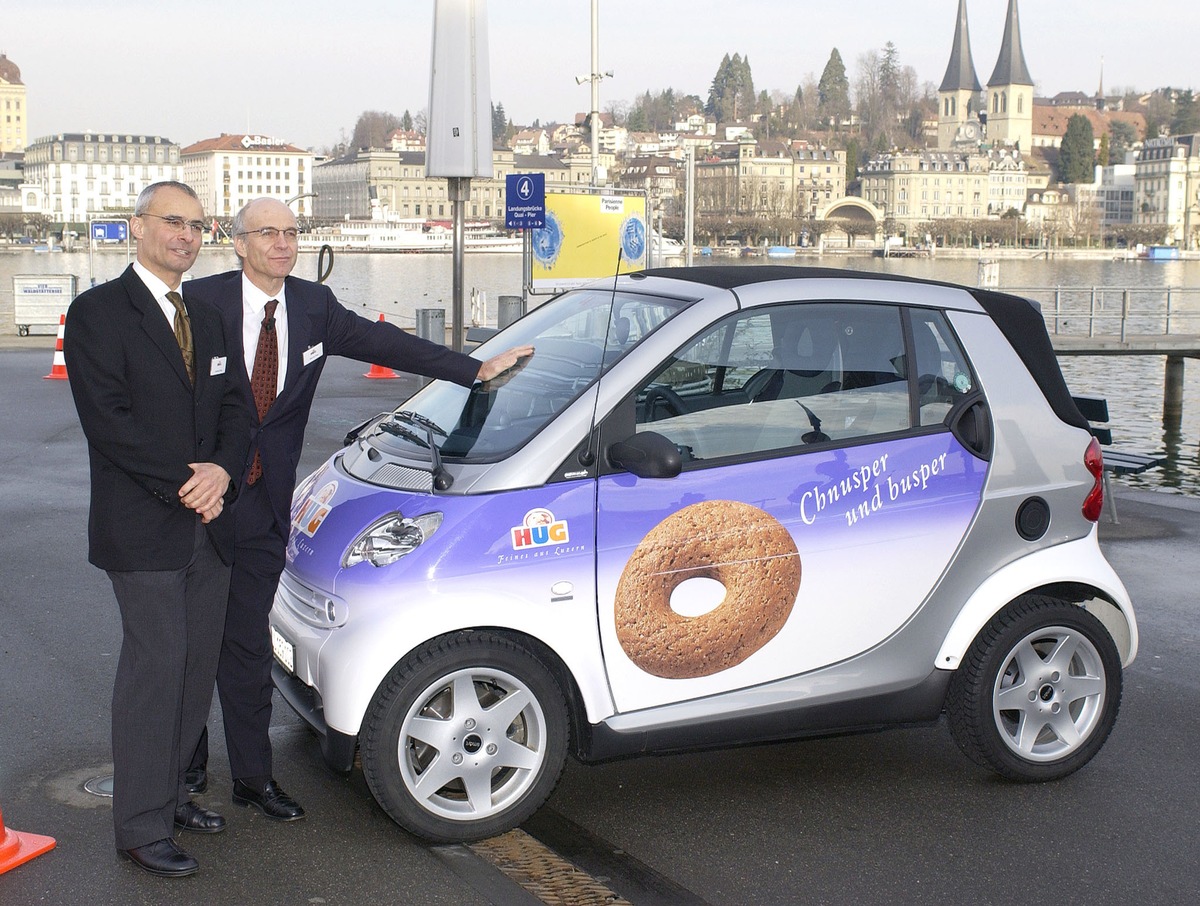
[642, 385, 687, 420]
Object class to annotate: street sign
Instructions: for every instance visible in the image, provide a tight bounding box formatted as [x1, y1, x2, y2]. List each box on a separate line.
[91, 221, 127, 242]
[505, 173, 545, 229]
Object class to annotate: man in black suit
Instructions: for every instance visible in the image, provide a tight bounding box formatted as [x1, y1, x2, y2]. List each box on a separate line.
[64, 181, 250, 877]
[185, 197, 532, 820]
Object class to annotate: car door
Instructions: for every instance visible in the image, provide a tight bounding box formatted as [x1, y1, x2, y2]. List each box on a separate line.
[595, 301, 990, 713]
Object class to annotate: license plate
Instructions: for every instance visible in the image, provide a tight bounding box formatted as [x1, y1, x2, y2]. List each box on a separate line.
[271, 625, 295, 674]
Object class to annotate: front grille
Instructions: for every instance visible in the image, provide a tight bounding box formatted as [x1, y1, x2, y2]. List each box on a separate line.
[276, 571, 342, 627]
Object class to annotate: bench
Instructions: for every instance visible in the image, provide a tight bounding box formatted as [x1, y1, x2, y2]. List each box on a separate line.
[1072, 394, 1166, 522]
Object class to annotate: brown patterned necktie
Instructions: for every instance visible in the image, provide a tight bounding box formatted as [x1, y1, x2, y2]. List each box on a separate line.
[165, 291, 194, 384]
[247, 299, 279, 486]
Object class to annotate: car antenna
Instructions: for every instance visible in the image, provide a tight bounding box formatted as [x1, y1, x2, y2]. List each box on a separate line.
[579, 248, 624, 468]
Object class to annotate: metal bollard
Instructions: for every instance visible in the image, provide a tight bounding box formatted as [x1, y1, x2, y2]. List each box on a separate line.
[416, 308, 446, 345]
[498, 295, 524, 329]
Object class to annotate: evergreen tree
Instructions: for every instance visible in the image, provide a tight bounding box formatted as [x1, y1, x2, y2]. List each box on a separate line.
[817, 49, 850, 128]
[1059, 114, 1096, 183]
[1097, 132, 1110, 168]
[1109, 120, 1137, 163]
[400, 110, 413, 132]
[1171, 90, 1200, 135]
[708, 53, 756, 122]
[491, 102, 507, 143]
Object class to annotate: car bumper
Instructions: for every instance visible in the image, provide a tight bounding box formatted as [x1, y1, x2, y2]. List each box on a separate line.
[272, 661, 357, 773]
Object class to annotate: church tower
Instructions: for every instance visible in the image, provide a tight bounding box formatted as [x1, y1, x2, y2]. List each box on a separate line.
[986, 0, 1034, 150]
[938, 0, 983, 150]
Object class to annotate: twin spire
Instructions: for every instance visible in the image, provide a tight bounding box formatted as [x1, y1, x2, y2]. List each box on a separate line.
[940, 0, 1032, 94]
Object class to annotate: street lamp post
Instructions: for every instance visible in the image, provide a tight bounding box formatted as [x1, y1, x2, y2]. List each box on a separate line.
[575, 0, 612, 186]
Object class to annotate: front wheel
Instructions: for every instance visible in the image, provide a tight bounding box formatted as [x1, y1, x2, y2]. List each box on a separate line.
[362, 632, 568, 843]
[946, 595, 1122, 782]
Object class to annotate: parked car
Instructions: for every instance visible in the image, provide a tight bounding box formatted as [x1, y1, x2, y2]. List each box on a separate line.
[271, 265, 1136, 843]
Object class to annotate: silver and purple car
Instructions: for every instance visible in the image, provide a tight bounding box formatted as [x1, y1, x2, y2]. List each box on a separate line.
[270, 266, 1136, 842]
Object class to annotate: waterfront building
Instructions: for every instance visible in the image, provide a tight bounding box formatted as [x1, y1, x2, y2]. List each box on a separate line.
[1096, 163, 1136, 227]
[985, 0, 1035, 151]
[22, 132, 182, 223]
[0, 54, 27, 154]
[859, 149, 990, 233]
[180, 134, 314, 220]
[1134, 134, 1200, 248]
[986, 147, 1029, 216]
[695, 136, 845, 222]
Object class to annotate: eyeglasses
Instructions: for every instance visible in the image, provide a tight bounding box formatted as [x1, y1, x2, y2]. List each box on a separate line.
[237, 226, 300, 242]
[139, 212, 208, 235]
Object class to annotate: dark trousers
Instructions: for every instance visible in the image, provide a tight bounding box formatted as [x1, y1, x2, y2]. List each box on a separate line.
[107, 520, 229, 850]
[192, 480, 287, 784]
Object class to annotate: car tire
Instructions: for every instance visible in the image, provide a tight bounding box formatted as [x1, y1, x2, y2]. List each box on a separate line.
[361, 631, 569, 843]
[946, 595, 1122, 782]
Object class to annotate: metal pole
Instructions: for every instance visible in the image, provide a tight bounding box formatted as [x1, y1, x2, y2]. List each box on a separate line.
[685, 146, 695, 267]
[449, 177, 469, 352]
[590, 0, 600, 184]
[1164, 356, 1185, 430]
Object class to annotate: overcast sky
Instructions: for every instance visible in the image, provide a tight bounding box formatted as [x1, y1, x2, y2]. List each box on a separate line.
[4, 0, 1196, 151]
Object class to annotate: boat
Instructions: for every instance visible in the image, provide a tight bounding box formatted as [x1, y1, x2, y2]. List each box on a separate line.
[766, 246, 796, 258]
[650, 232, 685, 260]
[299, 208, 521, 254]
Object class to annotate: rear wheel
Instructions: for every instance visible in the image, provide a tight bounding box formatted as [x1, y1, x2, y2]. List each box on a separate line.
[946, 595, 1122, 781]
[362, 632, 568, 843]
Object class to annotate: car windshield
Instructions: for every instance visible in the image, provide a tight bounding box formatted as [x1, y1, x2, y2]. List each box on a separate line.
[363, 287, 690, 462]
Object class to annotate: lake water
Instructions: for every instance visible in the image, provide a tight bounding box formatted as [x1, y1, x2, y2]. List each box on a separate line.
[4, 247, 1198, 495]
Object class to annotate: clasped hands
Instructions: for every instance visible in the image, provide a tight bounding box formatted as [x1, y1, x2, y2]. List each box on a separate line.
[180, 462, 232, 523]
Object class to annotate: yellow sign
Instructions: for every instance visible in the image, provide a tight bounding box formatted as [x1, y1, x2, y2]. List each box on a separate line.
[530, 191, 647, 292]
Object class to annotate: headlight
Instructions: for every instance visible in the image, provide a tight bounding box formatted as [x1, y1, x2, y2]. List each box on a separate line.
[342, 511, 443, 568]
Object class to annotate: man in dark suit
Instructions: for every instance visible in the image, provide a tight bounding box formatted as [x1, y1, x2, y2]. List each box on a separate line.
[185, 197, 532, 820]
[64, 181, 250, 877]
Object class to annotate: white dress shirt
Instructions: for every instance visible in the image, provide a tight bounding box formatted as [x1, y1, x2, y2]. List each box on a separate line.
[240, 273, 288, 398]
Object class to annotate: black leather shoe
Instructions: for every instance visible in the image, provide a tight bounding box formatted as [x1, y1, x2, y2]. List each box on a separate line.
[174, 800, 226, 834]
[184, 767, 207, 794]
[232, 778, 306, 821]
[119, 838, 199, 877]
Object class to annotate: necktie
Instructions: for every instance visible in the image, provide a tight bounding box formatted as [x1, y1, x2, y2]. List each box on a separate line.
[166, 291, 194, 384]
[247, 299, 279, 486]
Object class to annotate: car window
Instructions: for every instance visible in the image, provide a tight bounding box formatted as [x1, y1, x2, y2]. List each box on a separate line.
[634, 302, 913, 463]
[907, 308, 975, 426]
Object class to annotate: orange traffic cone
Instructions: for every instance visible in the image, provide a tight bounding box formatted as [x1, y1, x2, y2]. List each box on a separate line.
[0, 804, 56, 875]
[363, 314, 398, 379]
[44, 314, 68, 380]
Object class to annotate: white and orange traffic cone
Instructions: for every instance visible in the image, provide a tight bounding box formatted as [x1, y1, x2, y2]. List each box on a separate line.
[363, 314, 398, 379]
[0, 804, 56, 875]
[44, 314, 68, 380]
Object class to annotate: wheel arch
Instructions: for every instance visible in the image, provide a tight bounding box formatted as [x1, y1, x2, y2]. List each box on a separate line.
[934, 536, 1138, 671]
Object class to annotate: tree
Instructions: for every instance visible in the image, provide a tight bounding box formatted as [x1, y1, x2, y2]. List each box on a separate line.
[1097, 132, 1110, 168]
[491, 102, 507, 143]
[1171, 89, 1200, 135]
[1108, 120, 1137, 163]
[707, 53, 756, 122]
[400, 110, 414, 132]
[817, 49, 850, 129]
[1059, 114, 1096, 183]
[350, 110, 403, 149]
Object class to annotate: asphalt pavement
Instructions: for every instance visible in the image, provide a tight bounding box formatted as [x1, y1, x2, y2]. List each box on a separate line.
[1, 344, 1198, 905]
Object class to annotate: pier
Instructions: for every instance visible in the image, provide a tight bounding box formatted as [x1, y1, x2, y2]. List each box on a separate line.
[1006, 284, 1200, 429]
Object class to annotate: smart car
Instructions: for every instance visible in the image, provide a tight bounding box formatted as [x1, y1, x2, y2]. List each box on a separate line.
[271, 266, 1136, 843]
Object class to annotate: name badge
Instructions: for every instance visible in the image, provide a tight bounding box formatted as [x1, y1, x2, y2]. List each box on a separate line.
[210, 356, 227, 376]
[303, 343, 324, 366]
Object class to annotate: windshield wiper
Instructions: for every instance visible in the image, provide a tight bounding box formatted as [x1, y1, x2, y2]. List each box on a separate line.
[394, 410, 448, 437]
[377, 418, 430, 448]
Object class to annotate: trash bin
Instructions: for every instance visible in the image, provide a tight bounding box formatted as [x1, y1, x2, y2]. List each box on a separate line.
[498, 295, 524, 329]
[416, 308, 446, 344]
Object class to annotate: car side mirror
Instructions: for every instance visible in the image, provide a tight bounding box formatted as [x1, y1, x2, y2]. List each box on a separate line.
[608, 431, 682, 479]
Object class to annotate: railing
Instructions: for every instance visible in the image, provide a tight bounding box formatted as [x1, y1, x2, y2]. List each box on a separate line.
[1005, 286, 1200, 341]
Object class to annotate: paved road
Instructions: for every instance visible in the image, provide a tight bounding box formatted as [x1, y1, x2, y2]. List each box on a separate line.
[2, 348, 1198, 905]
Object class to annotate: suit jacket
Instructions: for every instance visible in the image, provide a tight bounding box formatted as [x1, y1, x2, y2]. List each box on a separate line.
[64, 266, 249, 570]
[185, 271, 480, 535]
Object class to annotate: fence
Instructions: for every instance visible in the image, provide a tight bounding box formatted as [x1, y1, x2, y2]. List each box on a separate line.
[1006, 286, 1200, 340]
